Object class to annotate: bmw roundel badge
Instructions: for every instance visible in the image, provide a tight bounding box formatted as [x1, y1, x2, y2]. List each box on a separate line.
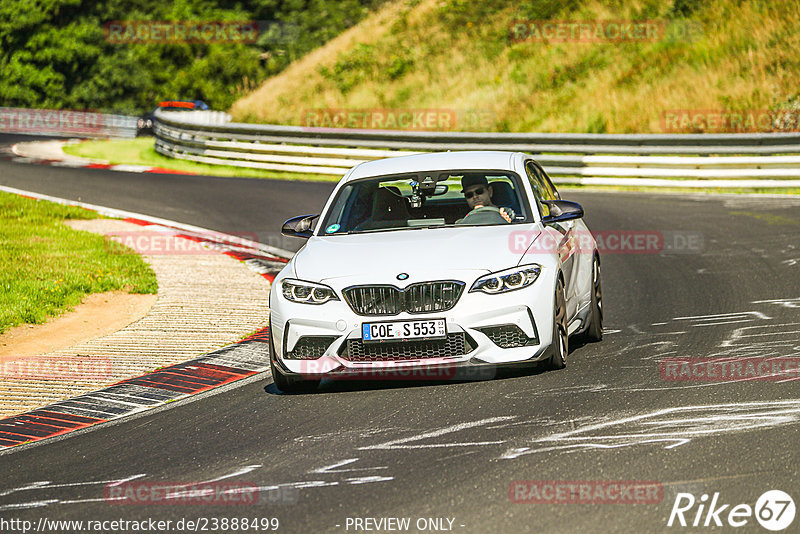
[397, 273, 409, 280]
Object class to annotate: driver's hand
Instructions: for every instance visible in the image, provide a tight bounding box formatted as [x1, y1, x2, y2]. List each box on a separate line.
[499, 207, 515, 223]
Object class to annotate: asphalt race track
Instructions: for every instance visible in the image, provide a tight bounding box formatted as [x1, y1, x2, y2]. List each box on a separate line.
[2, 134, 799, 533]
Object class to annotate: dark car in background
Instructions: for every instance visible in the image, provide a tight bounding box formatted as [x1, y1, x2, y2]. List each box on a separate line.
[136, 100, 209, 136]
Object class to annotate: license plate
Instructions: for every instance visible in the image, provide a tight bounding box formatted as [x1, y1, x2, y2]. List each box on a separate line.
[362, 319, 446, 343]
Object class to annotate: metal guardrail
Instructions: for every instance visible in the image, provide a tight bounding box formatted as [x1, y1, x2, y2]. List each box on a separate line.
[163, 110, 232, 126]
[153, 110, 800, 187]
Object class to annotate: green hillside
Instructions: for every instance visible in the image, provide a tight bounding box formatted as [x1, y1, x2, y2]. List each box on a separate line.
[230, 0, 800, 133]
[0, 0, 383, 113]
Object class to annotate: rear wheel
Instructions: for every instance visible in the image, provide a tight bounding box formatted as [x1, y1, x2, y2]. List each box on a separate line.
[544, 278, 568, 370]
[582, 254, 603, 342]
[269, 324, 320, 393]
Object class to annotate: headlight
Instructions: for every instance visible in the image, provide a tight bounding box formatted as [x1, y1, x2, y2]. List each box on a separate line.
[470, 264, 541, 294]
[281, 278, 339, 304]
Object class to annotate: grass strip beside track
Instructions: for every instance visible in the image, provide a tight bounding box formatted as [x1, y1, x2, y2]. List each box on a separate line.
[63, 138, 337, 182]
[0, 191, 157, 334]
[560, 184, 800, 195]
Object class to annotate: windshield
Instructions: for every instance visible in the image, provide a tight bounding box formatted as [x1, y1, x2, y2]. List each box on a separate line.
[319, 170, 529, 235]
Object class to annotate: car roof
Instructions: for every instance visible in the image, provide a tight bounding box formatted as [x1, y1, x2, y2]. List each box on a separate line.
[346, 151, 521, 181]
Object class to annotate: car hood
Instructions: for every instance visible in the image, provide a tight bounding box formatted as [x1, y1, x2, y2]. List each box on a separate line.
[292, 225, 542, 284]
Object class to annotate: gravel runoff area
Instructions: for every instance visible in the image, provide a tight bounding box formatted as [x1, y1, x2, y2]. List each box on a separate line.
[0, 218, 271, 417]
[12, 139, 107, 164]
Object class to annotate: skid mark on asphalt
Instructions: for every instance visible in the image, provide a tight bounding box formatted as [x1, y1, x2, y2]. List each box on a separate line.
[4, 302, 798, 505]
[615, 301, 799, 361]
[358, 416, 514, 451]
[0, 474, 148, 511]
[672, 311, 771, 327]
[753, 297, 800, 309]
[720, 322, 800, 348]
[518, 301, 800, 396]
[294, 428, 404, 444]
[309, 458, 389, 474]
[0, 457, 396, 511]
[7, 399, 799, 509]
[503, 384, 611, 400]
[498, 400, 800, 459]
[0, 474, 147, 500]
[0, 465, 291, 511]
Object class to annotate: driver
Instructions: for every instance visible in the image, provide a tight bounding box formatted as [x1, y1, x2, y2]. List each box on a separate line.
[456, 175, 514, 224]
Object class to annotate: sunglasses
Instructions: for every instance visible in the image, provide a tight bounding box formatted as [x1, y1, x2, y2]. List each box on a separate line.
[464, 187, 487, 199]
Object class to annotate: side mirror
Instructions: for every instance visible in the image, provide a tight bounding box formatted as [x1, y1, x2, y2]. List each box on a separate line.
[281, 214, 319, 238]
[433, 184, 449, 196]
[541, 200, 584, 224]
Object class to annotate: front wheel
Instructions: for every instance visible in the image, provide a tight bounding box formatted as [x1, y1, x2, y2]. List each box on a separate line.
[582, 254, 603, 342]
[543, 278, 568, 370]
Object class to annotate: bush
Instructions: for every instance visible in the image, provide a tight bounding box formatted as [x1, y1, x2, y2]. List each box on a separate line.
[0, 0, 385, 113]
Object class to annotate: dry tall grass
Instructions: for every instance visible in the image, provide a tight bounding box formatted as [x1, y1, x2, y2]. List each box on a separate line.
[230, 0, 800, 133]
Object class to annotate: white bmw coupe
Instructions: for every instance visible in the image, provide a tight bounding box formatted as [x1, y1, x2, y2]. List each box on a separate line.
[269, 151, 602, 392]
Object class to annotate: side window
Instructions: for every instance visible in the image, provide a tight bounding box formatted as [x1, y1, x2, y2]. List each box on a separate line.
[526, 161, 558, 201]
[525, 162, 544, 200]
[525, 161, 549, 217]
[539, 166, 561, 200]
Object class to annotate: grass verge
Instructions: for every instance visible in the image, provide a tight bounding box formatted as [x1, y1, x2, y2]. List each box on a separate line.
[0, 191, 158, 334]
[63, 138, 338, 182]
[559, 185, 800, 195]
[231, 0, 800, 135]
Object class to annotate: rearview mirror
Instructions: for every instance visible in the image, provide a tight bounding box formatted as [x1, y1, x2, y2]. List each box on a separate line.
[541, 200, 584, 224]
[281, 214, 319, 238]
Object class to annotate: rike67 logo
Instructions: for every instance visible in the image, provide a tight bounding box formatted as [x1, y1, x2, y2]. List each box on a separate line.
[668, 490, 795, 531]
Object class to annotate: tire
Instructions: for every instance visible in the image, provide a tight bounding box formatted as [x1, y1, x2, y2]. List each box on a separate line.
[269, 324, 320, 393]
[582, 254, 604, 342]
[544, 278, 568, 370]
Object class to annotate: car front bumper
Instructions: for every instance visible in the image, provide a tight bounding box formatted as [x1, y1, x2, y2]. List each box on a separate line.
[269, 273, 557, 379]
